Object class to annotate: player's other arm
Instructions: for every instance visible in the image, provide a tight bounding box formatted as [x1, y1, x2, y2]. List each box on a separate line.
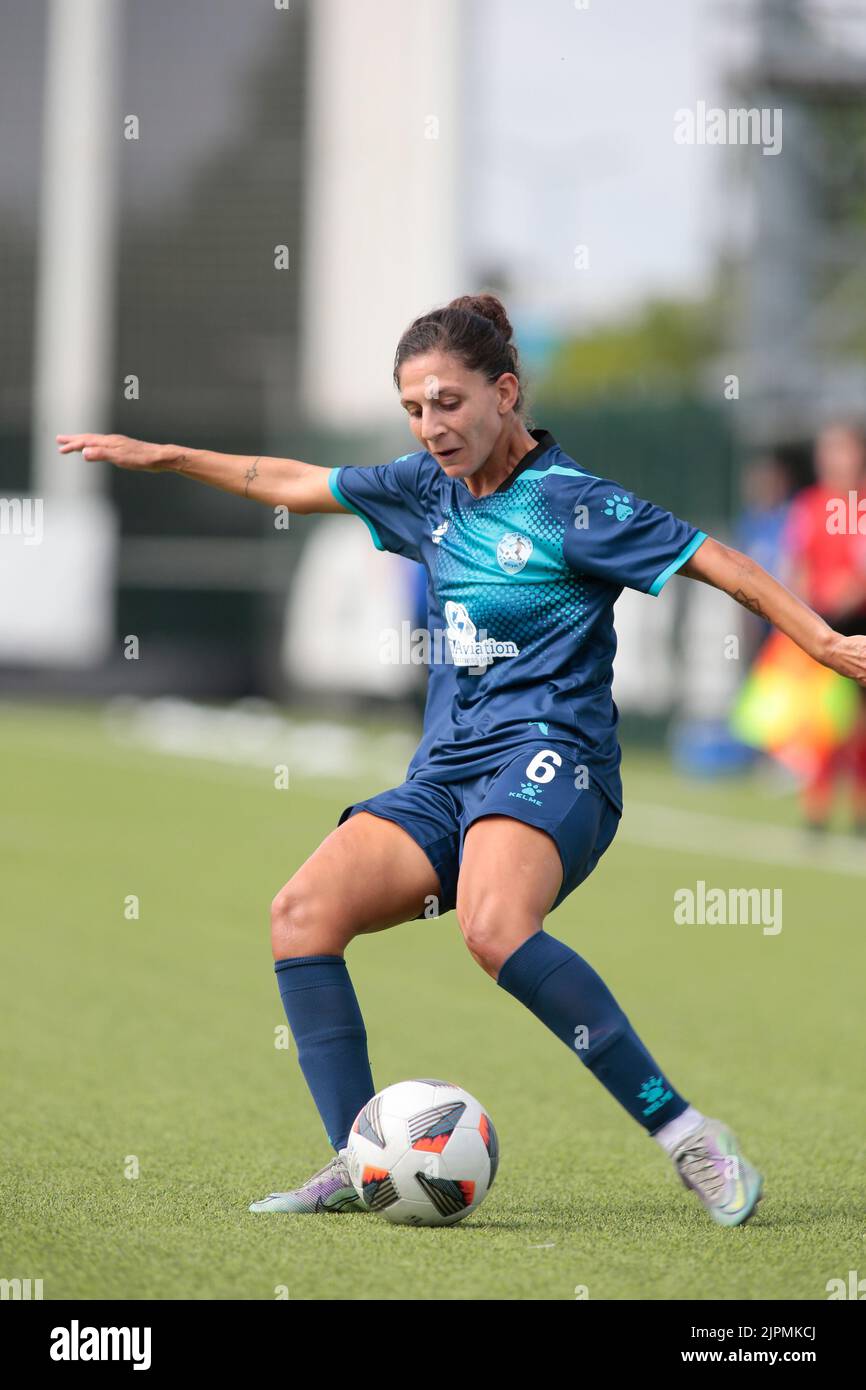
[680, 536, 866, 686]
[55, 433, 346, 514]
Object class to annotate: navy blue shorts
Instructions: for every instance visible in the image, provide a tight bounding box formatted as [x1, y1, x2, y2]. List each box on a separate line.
[337, 743, 621, 917]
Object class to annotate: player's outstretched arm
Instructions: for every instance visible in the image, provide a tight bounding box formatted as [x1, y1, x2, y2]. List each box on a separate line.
[680, 536, 866, 687]
[55, 433, 346, 514]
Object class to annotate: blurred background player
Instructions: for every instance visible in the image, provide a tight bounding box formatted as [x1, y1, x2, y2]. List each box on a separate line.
[734, 452, 795, 666]
[781, 423, 866, 832]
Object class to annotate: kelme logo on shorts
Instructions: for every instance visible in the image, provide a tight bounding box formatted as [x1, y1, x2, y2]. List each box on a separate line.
[443, 600, 519, 667]
[496, 532, 533, 574]
[508, 780, 544, 805]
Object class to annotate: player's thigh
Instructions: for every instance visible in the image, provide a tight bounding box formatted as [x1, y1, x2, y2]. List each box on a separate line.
[455, 815, 564, 969]
[271, 810, 442, 958]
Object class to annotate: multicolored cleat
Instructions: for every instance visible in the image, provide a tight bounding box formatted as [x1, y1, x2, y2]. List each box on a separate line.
[671, 1117, 764, 1227]
[249, 1153, 365, 1214]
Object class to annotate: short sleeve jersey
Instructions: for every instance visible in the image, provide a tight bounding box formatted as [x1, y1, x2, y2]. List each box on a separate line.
[328, 428, 707, 812]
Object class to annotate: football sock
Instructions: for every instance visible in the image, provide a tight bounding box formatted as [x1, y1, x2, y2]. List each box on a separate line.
[651, 1105, 705, 1154]
[496, 930, 690, 1133]
[274, 954, 374, 1152]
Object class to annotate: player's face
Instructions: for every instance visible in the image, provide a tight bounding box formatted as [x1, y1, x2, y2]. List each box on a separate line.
[397, 352, 514, 478]
[815, 426, 866, 489]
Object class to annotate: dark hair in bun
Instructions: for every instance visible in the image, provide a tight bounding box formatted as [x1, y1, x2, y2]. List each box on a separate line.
[393, 292, 526, 417]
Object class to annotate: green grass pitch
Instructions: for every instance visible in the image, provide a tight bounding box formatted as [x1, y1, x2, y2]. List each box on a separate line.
[1, 701, 863, 1300]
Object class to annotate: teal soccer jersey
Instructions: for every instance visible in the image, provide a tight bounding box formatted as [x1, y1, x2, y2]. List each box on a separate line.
[328, 428, 707, 812]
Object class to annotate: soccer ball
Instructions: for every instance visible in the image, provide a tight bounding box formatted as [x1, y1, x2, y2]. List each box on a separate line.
[345, 1079, 499, 1226]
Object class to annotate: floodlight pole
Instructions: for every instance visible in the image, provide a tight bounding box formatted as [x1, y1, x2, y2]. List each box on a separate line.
[32, 0, 123, 498]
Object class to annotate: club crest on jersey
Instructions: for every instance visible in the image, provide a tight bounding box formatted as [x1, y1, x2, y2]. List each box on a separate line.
[496, 531, 533, 574]
[443, 600, 519, 667]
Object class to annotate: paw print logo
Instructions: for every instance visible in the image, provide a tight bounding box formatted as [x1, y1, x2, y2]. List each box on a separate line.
[637, 1074, 673, 1117]
[520, 782, 539, 799]
[603, 493, 633, 521]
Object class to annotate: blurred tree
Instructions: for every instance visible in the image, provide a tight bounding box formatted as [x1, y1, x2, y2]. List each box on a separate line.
[535, 293, 724, 404]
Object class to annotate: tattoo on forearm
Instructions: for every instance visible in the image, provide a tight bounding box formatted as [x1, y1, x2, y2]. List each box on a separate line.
[243, 456, 261, 496]
[728, 587, 770, 622]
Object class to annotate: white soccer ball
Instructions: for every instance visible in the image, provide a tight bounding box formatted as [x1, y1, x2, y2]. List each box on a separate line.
[345, 1079, 499, 1226]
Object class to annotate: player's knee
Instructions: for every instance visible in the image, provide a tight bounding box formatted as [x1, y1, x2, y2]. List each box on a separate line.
[270, 881, 303, 958]
[270, 879, 342, 959]
[457, 897, 534, 975]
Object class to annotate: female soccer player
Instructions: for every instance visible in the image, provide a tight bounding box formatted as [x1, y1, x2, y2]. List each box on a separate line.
[57, 294, 866, 1228]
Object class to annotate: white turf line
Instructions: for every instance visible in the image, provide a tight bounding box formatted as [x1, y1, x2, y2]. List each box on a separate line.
[623, 800, 866, 878]
[13, 710, 863, 878]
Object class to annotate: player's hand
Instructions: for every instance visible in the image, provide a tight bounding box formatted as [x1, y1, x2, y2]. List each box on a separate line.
[826, 632, 866, 687]
[56, 433, 169, 472]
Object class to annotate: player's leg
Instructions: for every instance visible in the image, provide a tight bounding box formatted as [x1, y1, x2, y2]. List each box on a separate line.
[456, 760, 762, 1226]
[848, 692, 866, 831]
[252, 790, 456, 1215]
[802, 741, 839, 830]
[456, 797, 698, 1140]
[269, 808, 441, 1143]
[270, 808, 442, 960]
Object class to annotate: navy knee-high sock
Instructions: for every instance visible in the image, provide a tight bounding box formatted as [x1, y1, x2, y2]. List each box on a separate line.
[274, 954, 375, 1152]
[497, 930, 688, 1133]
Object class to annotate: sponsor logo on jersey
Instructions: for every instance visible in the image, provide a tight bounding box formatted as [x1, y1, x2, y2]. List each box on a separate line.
[431, 520, 449, 544]
[496, 531, 533, 574]
[443, 600, 519, 667]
